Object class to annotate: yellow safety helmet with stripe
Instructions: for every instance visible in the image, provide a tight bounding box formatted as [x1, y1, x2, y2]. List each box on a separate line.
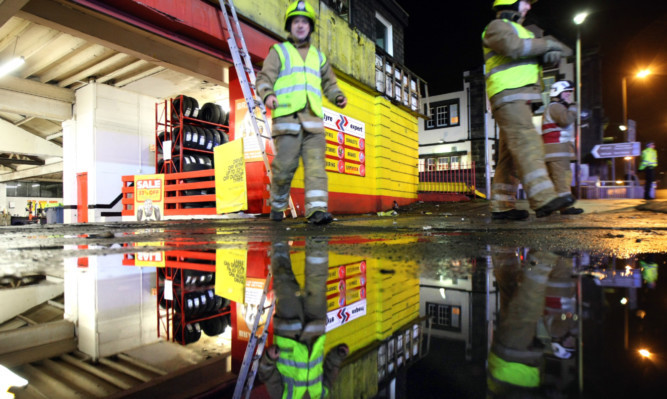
[284, 1, 317, 31]
[493, 0, 537, 10]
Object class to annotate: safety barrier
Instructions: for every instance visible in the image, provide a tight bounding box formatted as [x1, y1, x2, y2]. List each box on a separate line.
[581, 180, 649, 199]
[122, 169, 217, 217]
[418, 162, 476, 196]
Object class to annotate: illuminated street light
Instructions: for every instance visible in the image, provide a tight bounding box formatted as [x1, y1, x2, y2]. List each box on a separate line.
[573, 11, 589, 198]
[620, 69, 652, 181]
[637, 69, 651, 78]
[619, 125, 628, 132]
[638, 349, 652, 359]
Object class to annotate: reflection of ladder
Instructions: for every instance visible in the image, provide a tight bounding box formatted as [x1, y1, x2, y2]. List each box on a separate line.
[232, 272, 275, 399]
[218, 0, 297, 218]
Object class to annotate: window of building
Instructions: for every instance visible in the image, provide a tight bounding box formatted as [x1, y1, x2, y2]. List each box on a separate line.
[426, 158, 435, 171]
[418, 158, 425, 172]
[425, 302, 461, 331]
[450, 156, 460, 170]
[424, 99, 460, 130]
[437, 157, 449, 171]
[375, 12, 393, 56]
[6, 181, 63, 198]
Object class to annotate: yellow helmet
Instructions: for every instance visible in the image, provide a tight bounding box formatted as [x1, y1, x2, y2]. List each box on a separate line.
[284, 1, 316, 31]
[492, 0, 537, 10]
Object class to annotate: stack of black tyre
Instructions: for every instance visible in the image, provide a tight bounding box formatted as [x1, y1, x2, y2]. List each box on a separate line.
[158, 267, 232, 345]
[156, 95, 230, 201]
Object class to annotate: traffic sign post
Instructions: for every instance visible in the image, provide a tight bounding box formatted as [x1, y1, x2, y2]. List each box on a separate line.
[591, 142, 641, 159]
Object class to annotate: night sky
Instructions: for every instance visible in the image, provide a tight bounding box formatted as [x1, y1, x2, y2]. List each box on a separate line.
[396, 0, 667, 174]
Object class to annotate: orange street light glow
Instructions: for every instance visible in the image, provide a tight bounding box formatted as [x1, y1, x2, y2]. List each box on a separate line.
[637, 69, 651, 78]
[639, 349, 651, 358]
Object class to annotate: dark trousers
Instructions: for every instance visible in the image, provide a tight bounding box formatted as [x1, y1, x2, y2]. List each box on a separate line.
[644, 167, 655, 199]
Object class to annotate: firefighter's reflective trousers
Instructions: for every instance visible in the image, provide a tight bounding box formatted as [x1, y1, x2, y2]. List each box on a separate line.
[545, 158, 573, 198]
[491, 101, 558, 212]
[270, 129, 328, 218]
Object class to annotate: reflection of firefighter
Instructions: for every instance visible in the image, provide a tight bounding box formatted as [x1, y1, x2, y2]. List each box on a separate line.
[137, 199, 160, 221]
[488, 247, 560, 395]
[258, 238, 348, 398]
[639, 255, 658, 289]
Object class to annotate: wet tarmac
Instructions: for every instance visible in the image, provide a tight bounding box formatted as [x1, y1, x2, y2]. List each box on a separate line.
[1, 199, 666, 398]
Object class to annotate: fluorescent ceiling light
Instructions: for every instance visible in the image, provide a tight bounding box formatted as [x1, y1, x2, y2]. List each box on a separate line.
[0, 56, 25, 78]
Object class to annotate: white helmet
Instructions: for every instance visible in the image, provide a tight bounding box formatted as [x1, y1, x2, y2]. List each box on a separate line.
[550, 80, 574, 98]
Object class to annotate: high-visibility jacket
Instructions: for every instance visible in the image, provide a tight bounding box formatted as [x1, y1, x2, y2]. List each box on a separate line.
[274, 335, 327, 399]
[639, 147, 657, 170]
[272, 42, 325, 119]
[487, 350, 540, 390]
[483, 20, 541, 99]
[541, 102, 576, 161]
[640, 260, 658, 284]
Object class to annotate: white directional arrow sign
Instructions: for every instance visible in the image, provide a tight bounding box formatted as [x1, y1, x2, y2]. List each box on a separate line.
[591, 142, 641, 159]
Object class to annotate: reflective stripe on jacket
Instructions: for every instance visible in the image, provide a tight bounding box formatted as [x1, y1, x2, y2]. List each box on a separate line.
[483, 20, 541, 99]
[273, 42, 325, 118]
[274, 335, 327, 399]
[639, 147, 657, 170]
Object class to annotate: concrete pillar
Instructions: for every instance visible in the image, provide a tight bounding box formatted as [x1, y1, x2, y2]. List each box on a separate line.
[63, 83, 157, 223]
[0, 183, 6, 213]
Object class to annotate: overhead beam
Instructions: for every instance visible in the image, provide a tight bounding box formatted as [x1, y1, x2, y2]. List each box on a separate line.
[0, 156, 45, 166]
[0, 0, 30, 28]
[0, 161, 63, 182]
[0, 87, 72, 121]
[0, 75, 75, 103]
[20, 0, 230, 87]
[0, 119, 62, 157]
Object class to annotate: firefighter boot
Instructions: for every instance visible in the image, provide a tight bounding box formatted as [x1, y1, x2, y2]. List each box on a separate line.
[535, 195, 575, 218]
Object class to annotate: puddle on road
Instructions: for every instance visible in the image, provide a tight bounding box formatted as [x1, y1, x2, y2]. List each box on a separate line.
[1, 235, 666, 397]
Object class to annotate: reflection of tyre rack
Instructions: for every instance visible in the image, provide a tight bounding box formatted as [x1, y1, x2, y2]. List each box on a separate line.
[155, 94, 230, 212]
[156, 250, 232, 346]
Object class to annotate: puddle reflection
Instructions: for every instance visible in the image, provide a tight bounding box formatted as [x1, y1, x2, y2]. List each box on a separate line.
[2, 237, 665, 398]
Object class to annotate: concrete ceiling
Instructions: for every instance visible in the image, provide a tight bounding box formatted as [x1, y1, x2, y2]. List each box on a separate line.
[0, 12, 230, 183]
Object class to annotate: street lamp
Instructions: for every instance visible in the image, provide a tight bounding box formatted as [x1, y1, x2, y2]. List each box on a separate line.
[620, 69, 651, 180]
[622, 69, 651, 129]
[573, 11, 588, 198]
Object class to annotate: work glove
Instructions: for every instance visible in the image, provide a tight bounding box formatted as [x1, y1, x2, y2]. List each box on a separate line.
[545, 38, 564, 52]
[264, 94, 278, 110]
[542, 50, 562, 67]
[335, 95, 347, 109]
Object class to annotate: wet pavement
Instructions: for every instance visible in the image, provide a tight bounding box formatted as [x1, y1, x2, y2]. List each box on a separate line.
[1, 199, 667, 398]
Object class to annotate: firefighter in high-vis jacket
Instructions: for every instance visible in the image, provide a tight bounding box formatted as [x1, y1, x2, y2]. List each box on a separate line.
[483, 0, 574, 220]
[541, 80, 583, 214]
[256, 0, 347, 225]
[258, 239, 349, 398]
[638, 141, 658, 200]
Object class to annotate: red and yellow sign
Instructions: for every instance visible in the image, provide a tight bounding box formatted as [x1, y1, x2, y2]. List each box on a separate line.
[134, 174, 164, 222]
[323, 107, 366, 178]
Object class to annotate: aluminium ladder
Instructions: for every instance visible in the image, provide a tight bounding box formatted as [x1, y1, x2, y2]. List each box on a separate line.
[231, 271, 275, 399]
[218, 0, 297, 218]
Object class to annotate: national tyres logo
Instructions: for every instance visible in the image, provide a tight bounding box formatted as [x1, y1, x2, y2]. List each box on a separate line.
[337, 132, 344, 144]
[337, 145, 344, 159]
[335, 114, 349, 131]
[337, 307, 351, 323]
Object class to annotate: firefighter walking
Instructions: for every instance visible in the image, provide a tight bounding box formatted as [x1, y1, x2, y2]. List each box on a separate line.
[256, 0, 348, 225]
[541, 80, 583, 214]
[483, 0, 574, 220]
